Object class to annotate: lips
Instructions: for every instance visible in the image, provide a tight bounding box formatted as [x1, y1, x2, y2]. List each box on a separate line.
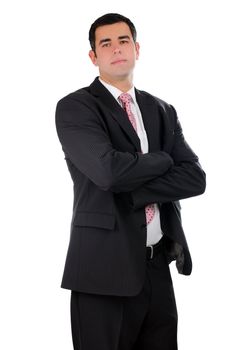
[111, 59, 127, 64]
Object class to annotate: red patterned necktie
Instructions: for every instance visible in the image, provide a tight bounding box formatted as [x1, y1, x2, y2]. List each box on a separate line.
[119, 92, 155, 224]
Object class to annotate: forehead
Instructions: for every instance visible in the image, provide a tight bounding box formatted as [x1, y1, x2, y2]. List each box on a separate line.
[95, 22, 132, 42]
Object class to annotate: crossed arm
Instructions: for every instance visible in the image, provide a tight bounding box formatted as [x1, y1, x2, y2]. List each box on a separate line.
[130, 106, 206, 206]
[56, 96, 206, 205]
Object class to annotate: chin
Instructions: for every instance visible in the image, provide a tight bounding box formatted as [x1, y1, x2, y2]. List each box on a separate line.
[112, 68, 132, 77]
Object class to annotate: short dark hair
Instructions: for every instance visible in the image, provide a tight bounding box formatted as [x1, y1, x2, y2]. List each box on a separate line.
[89, 13, 137, 53]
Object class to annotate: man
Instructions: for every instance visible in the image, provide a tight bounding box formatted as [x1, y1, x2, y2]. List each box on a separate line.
[55, 13, 206, 350]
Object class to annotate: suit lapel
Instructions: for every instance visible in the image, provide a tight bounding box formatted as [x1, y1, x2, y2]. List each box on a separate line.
[90, 78, 141, 151]
[135, 89, 161, 152]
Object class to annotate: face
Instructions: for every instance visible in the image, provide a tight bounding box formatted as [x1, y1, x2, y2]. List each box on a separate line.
[89, 22, 140, 83]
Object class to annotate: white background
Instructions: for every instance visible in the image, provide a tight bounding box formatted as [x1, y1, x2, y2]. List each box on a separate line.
[1, 0, 231, 349]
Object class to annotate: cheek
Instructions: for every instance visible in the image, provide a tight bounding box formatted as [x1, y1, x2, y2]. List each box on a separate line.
[99, 56, 111, 69]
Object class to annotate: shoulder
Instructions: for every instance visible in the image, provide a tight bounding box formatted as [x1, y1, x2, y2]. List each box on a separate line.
[55, 86, 103, 126]
[56, 86, 93, 106]
[136, 88, 174, 113]
[55, 86, 101, 123]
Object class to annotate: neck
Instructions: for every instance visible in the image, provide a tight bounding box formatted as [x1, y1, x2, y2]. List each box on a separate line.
[99, 74, 133, 92]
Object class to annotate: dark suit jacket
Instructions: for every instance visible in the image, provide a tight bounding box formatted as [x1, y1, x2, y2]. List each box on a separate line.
[55, 77, 206, 296]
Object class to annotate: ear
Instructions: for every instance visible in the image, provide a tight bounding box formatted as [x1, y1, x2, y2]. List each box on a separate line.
[89, 50, 98, 66]
[135, 42, 140, 60]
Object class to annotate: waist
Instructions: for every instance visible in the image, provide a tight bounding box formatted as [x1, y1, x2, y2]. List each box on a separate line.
[146, 237, 164, 260]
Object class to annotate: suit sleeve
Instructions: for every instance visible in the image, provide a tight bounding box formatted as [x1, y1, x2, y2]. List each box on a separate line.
[131, 105, 206, 207]
[55, 96, 173, 192]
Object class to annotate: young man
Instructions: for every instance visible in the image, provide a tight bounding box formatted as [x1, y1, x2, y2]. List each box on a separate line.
[55, 13, 206, 350]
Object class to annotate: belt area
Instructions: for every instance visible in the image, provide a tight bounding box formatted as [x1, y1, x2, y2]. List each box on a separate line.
[146, 237, 164, 260]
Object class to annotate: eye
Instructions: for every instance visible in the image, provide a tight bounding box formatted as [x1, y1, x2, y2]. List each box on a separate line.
[120, 40, 129, 44]
[102, 42, 111, 48]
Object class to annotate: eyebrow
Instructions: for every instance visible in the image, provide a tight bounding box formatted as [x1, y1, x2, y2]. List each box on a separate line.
[98, 35, 130, 46]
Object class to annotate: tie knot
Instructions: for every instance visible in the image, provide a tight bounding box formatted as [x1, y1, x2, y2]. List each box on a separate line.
[119, 93, 132, 105]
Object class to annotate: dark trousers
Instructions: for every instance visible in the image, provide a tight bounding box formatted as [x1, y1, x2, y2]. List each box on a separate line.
[70, 242, 178, 350]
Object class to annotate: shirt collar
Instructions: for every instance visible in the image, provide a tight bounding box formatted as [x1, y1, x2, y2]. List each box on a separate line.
[99, 77, 136, 104]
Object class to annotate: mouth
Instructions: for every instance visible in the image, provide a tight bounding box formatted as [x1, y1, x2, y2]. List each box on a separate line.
[111, 59, 127, 65]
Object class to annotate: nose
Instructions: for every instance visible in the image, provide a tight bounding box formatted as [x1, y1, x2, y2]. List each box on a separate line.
[113, 46, 121, 54]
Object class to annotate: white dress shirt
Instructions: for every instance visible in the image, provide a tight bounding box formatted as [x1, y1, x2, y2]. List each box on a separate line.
[99, 78, 163, 245]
